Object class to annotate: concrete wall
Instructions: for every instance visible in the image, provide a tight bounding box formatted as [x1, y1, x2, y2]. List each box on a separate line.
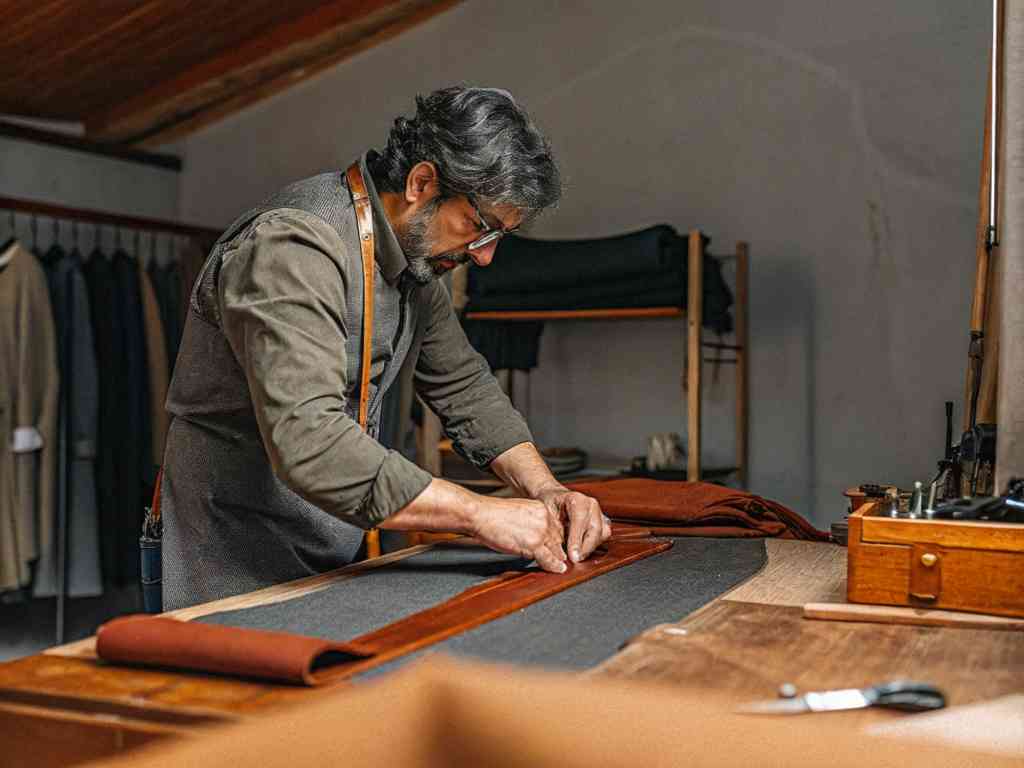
[176, 1, 988, 526]
[0, 136, 180, 252]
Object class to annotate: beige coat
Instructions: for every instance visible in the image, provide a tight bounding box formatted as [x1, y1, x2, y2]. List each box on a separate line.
[0, 241, 59, 593]
[139, 267, 169, 465]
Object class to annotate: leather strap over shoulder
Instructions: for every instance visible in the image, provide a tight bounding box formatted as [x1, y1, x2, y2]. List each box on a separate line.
[346, 161, 381, 559]
[345, 162, 375, 432]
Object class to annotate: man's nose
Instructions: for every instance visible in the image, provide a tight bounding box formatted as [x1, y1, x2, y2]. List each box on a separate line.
[467, 240, 498, 267]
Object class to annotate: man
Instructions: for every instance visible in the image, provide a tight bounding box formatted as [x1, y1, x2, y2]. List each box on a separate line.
[161, 86, 611, 610]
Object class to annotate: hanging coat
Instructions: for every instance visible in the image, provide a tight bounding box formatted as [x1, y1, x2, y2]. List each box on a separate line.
[139, 266, 169, 468]
[148, 260, 183, 374]
[0, 241, 59, 594]
[112, 250, 150, 586]
[33, 247, 103, 597]
[82, 251, 123, 587]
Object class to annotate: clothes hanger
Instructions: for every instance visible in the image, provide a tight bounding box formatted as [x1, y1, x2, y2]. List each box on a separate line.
[87, 222, 104, 264]
[149, 231, 160, 270]
[110, 225, 125, 259]
[0, 211, 16, 268]
[0, 210, 15, 256]
[69, 221, 82, 261]
[42, 217, 65, 264]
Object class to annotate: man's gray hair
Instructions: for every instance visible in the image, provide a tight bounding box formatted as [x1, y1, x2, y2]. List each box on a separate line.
[370, 86, 561, 221]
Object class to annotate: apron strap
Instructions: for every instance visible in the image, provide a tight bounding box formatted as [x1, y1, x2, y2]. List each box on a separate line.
[345, 162, 382, 559]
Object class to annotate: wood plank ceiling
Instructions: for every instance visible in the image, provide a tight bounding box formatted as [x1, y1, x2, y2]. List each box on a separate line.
[0, 0, 460, 146]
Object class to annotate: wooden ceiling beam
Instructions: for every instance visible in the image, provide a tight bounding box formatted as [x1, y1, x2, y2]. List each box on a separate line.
[84, 0, 462, 146]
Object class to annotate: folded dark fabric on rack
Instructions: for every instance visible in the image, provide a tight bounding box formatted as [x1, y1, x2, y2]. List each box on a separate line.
[467, 269, 683, 311]
[567, 478, 830, 541]
[469, 225, 698, 295]
[461, 319, 544, 371]
[465, 227, 734, 334]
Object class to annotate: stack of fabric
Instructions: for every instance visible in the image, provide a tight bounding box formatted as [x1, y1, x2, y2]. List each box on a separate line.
[461, 225, 733, 373]
[568, 478, 830, 540]
[466, 225, 732, 325]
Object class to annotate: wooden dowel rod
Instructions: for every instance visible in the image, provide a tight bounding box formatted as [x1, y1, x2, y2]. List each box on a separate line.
[970, 49, 994, 336]
[735, 242, 749, 489]
[702, 341, 744, 351]
[464, 307, 683, 321]
[687, 229, 703, 482]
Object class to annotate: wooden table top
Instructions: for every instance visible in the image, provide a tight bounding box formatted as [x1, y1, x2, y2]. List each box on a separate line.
[2, 540, 1021, 766]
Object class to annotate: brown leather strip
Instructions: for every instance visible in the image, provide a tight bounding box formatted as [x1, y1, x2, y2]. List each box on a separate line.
[312, 536, 672, 682]
[345, 162, 381, 559]
[96, 615, 373, 686]
[344, 162, 375, 431]
[94, 537, 671, 685]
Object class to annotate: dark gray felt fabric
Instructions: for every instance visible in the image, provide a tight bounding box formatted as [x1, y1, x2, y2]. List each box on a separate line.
[199, 538, 766, 673]
[198, 548, 533, 641]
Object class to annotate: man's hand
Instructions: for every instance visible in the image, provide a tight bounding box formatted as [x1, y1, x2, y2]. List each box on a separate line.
[535, 487, 611, 564]
[489, 443, 612, 565]
[471, 496, 570, 573]
[380, 468, 610, 573]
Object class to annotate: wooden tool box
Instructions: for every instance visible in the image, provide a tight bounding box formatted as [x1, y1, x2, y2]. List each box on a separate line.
[847, 502, 1024, 619]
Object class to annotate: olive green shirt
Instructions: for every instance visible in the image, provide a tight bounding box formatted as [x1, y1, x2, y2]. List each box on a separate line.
[161, 155, 531, 608]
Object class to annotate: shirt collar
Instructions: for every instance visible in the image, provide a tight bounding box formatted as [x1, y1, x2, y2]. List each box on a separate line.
[359, 151, 408, 285]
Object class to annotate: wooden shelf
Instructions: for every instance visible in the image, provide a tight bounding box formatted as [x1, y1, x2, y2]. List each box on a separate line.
[419, 230, 750, 487]
[464, 307, 683, 321]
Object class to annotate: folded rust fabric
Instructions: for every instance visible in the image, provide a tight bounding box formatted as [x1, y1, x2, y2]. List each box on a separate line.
[95, 615, 373, 685]
[569, 479, 829, 541]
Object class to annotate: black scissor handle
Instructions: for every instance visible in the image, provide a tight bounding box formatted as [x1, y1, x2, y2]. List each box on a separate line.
[863, 680, 946, 711]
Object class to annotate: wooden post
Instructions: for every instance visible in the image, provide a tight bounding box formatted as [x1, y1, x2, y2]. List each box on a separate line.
[410, 398, 444, 549]
[964, 44, 998, 432]
[996, 0, 1023, 491]
[364, 529, 382, 559]
[735, 242, 749, 488]
[687, 230, 703, 481]
[415, 399, 443, 478]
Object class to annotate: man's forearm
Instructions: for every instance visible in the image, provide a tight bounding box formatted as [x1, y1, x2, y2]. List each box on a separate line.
[378, 476, 480, 533]
[489, 441, 565, 499]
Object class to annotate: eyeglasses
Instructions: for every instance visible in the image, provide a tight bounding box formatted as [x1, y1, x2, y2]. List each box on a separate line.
[466, 196, 518, 250]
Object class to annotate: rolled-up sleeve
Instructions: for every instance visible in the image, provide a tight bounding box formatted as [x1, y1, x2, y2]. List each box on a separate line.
[414, 281, 533, 468]
[218, 212, 431, 527]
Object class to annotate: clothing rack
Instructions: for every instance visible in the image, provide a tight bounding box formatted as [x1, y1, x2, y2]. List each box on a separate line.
[1, 194, 220, 646]
[0, 195, 220, 240]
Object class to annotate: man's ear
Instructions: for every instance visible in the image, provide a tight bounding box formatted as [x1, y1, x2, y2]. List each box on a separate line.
[405, 161, 439, 204]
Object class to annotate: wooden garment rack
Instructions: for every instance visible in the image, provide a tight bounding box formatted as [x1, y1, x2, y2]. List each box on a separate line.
[456, 229, 750, 486]
[0, 194, 221, 647]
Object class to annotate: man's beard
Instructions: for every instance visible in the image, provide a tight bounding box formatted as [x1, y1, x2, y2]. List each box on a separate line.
[398, 199, 471, 285]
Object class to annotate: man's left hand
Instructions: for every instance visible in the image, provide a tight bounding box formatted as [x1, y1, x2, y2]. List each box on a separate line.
[535, 487, 611, 563]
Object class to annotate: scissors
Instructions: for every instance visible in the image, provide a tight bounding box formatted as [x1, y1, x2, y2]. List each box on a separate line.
[736, 680, 946, 715]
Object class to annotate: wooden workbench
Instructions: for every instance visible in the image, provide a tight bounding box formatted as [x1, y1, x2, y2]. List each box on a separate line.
[1, 540, 1021, 766]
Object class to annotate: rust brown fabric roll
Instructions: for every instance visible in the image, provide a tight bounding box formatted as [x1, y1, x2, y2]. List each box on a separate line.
[570, 479, 829, 541]
[96, 615, 373, 685]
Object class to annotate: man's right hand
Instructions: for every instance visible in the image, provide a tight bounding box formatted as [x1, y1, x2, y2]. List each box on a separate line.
[379, 477, 569, 573]
[470, 497, 568, 573]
